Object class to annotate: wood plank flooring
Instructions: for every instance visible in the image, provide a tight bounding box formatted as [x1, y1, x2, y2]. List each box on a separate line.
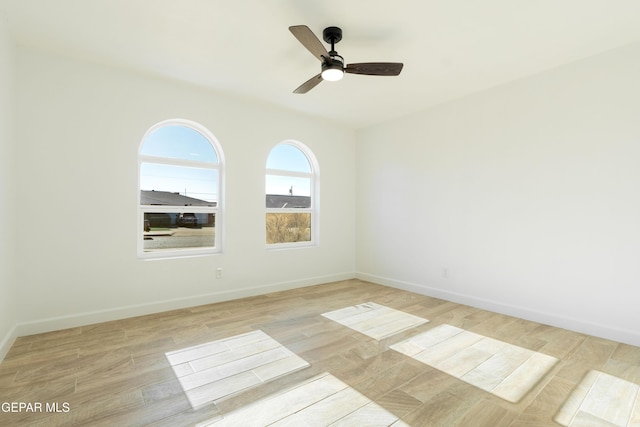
[1, 279, 639, 426]
[197, 372, 409, 427]
[322, 302, 429, 340]
[555, 370, 640, 426]
[165, 330, 309, 409]
[390, 324, 558, 403]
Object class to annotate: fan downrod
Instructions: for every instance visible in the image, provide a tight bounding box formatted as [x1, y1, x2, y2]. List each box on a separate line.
[322, 26, 342, 48]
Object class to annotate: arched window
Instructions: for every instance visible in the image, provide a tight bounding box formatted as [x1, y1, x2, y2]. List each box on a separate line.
[265, 141, 319, 247]
[138, 119, 224, 258]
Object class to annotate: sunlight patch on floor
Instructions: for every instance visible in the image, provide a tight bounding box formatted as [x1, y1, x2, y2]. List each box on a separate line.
[196, 372, 409, 426]
[555, 370, 640, 426]
[390, 324, 557, 403]
[165, 330, 309, 409]
[322, 302, 429, 340]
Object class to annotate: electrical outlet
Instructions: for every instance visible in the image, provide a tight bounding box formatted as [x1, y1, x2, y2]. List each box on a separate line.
[216, 267, 223, 279]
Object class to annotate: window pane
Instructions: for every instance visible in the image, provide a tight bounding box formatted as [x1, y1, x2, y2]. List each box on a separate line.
[265, 175, 310, 197]
[143, 212, 216, 252]
[140, 163, 218, 204]
[141, 125, 218, 163]
[266, 144, 311, 173]
[266, 213, 311, 244]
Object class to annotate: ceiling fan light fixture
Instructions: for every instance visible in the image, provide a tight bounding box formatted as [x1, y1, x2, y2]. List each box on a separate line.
[321, 66, 344, 81]
[289, 25, 403, 93]
[321, 56, 344, 81]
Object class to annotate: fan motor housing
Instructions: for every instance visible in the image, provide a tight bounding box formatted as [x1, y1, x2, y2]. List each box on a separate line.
[322, 55, 344, 71]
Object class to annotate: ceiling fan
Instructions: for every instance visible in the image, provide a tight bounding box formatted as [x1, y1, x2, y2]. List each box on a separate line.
[289, 25, 404, 94]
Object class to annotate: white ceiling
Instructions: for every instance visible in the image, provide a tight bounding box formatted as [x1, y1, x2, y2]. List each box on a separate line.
[2, 0, 640, 129]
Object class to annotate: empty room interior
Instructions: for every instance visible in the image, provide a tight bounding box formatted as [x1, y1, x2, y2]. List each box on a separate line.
[1, 1, 640, 426]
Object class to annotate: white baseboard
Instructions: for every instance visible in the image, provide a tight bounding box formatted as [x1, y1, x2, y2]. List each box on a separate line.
[13, 272, 356, 339]
[356, 272, 640, 348]
[0, 325, 17, 362]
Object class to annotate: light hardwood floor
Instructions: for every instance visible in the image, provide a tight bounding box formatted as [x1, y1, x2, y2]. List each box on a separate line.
[1, 279, 639, 426]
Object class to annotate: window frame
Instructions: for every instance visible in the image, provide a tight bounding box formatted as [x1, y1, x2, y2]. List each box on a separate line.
[265, 140, 319, 249]
[138, 119, 224, 259]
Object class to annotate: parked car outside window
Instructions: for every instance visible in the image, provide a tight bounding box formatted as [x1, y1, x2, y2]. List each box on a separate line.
[177, 213, 198, 227]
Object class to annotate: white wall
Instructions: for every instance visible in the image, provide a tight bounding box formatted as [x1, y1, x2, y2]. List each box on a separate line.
[356, 42, 640, 346]
[14, 47, 356, 335]
[0, 12, 18, 359]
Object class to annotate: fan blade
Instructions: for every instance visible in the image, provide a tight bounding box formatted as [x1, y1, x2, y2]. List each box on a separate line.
[345, 62, 404, 76]
[289, 25, 331, 62]
[293, 73, 323, 94]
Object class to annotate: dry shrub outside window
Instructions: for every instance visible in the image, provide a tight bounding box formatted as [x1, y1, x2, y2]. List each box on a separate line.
[266, 213, 311, 244]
